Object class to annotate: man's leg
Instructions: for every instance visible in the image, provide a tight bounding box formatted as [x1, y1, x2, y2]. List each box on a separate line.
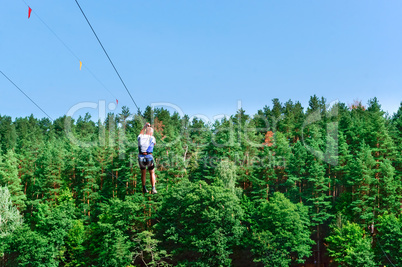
[141, 169, 147, 186]
[141, 169, 148, 193]
[149, 168, 157, 194]
[139, 157, 149, 193]
[149, 169, 156, 187]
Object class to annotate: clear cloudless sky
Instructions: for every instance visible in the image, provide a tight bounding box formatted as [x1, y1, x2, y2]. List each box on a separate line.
[1, 0, 402, 122]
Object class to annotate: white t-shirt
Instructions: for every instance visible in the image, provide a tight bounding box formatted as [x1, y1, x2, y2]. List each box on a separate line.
[138, 134, 156, 153]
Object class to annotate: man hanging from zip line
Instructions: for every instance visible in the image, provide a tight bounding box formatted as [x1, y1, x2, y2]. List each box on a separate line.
[138, 122, 157, 194]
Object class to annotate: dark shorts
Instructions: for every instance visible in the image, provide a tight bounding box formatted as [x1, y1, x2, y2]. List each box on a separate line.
[138, 155, 155, 170]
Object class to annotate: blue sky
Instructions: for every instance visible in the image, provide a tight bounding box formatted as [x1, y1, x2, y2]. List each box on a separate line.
[1, 0, 402, 122]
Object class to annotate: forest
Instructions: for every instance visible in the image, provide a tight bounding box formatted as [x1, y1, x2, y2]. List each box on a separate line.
[0, 95, 402, 266]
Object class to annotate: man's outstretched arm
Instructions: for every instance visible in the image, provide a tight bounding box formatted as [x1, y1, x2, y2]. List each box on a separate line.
[139, 122, 151, 135]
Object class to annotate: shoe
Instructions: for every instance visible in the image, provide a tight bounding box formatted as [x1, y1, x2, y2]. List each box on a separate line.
[151, 188, 158, 194]
[142, 187, 149, 194]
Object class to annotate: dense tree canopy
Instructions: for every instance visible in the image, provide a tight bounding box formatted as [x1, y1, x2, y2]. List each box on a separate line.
[0, 96, 401, 266]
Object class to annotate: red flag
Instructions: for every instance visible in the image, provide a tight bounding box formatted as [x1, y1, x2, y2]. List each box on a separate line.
[116, 99, 118, 105]
[28, 7, 32, 19]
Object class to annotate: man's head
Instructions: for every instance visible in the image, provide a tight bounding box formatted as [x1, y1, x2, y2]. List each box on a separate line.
[145, 126, 154, 136]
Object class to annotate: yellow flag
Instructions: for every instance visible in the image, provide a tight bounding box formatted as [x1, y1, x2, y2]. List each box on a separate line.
[79, 61, 82, 70]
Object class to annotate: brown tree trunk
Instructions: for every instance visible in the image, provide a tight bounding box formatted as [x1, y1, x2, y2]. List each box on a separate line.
[317, 224, 320, 267]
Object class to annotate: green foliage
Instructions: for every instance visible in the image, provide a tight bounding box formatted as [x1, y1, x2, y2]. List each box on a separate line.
[2, 190, 76, 266]
[0, 115, 17, 151]
[250, 192, 313, 266]
[97, 229, 132, 267]
[64, 219, 86, 267]
[375, 213, 402, 266]
[10, 225, 58, 267]
[0, 150, 26, 210]
[133, 230, 171, 267]
[156, 180, 244, 266]
[89, 194, 152, 266]
[326, 214, 376, 266]
[347, 142, 376, 225]
[216, 160, 242, 198]
[0, 186, 23, 238]
[1, 97, 402, 266]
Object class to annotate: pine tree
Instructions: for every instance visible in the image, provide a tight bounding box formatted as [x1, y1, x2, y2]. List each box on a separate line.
[378, 159, 401, 215]
[77, 150, 100, 217]
[390, 102, 402, 206]
[0, 150, 26, 210]
[287, 140, 308, 204]
[303, 125, 333, 266]
[272, 132, 292, 194]
[0, 116, 17, 152]
[347, 142, 376, 226]
[36, 141, 65, 202]
[333, 132, 352, 212]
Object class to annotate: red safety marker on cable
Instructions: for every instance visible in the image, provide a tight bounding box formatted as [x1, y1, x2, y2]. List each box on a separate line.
[116, 99, 119, 105]
[28, 6, 32, 18]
